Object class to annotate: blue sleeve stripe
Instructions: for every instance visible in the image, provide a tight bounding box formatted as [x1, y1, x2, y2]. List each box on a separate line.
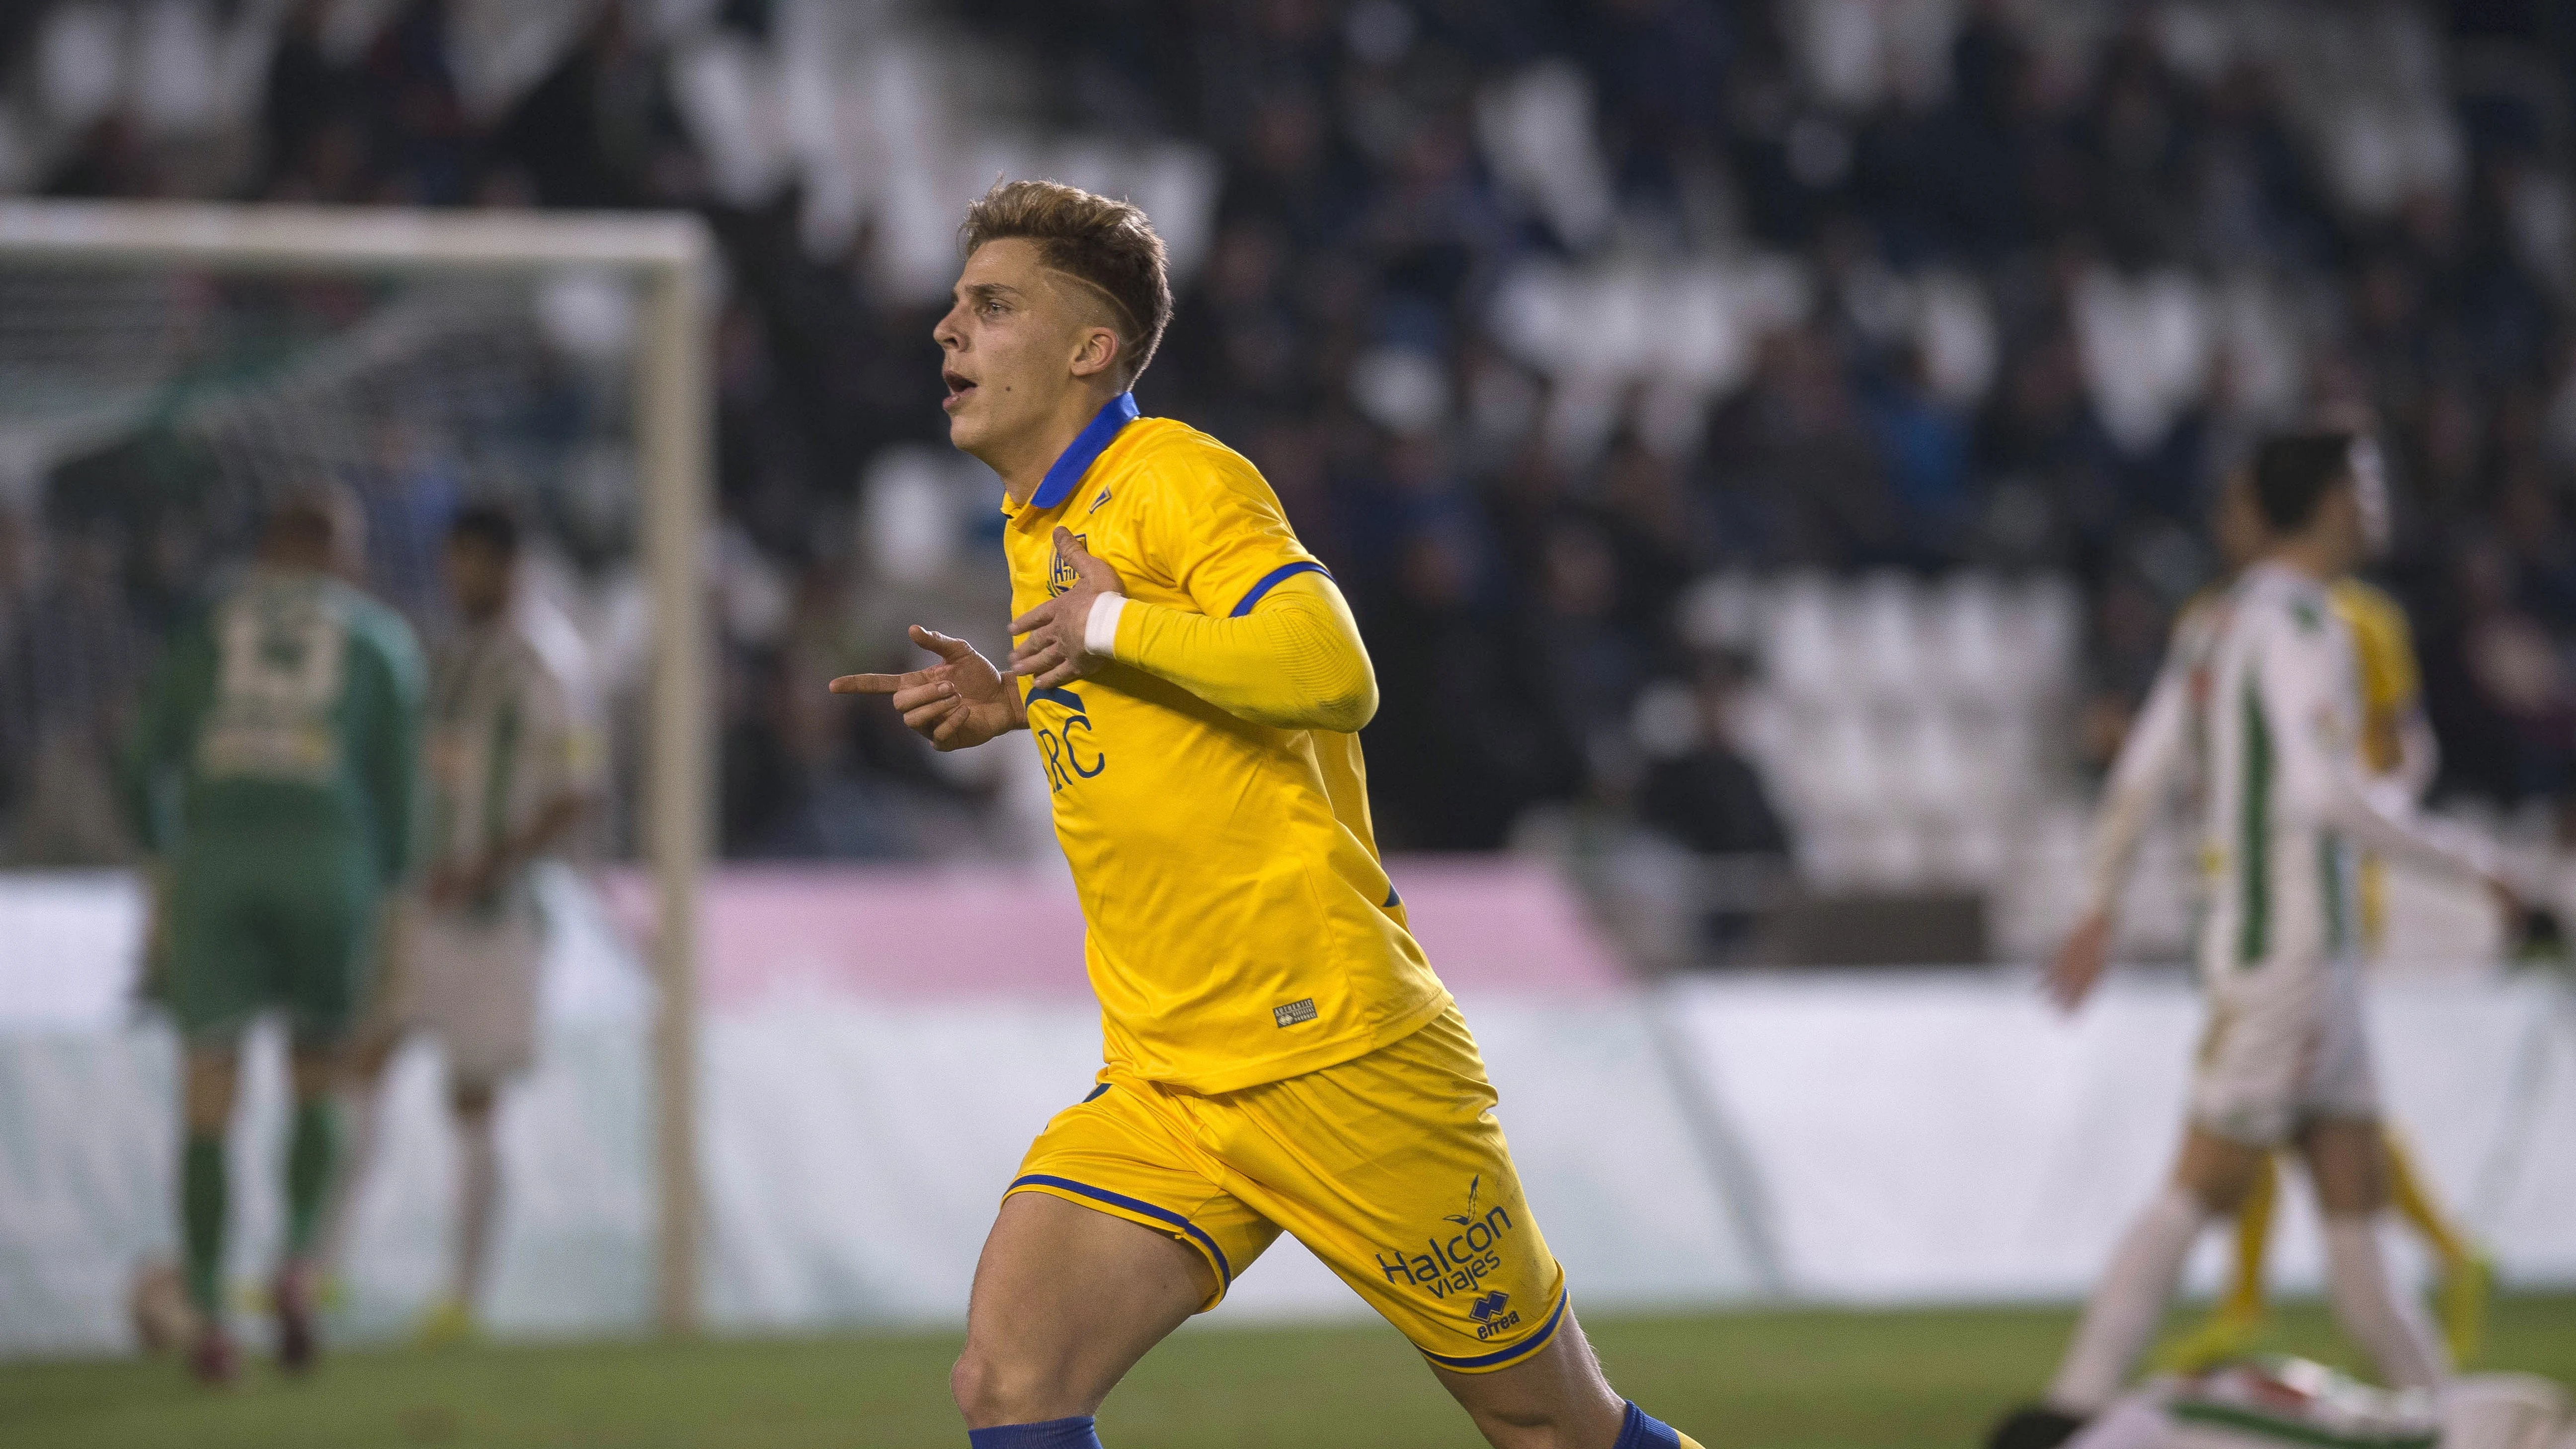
[1230, 561, 1332, 618]
[1416, 1290, 1569, 1370]
[1008, 1174, 1232, 1289]
[1382, 886, 1401, 909]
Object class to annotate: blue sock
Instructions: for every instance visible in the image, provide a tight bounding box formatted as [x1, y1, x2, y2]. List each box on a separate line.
[1614, 1401, 1683, 1449]
[968, 1418, 1102, 1448]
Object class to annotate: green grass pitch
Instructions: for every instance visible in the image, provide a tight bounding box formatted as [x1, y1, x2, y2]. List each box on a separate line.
[6, 1296, 2571, 1448]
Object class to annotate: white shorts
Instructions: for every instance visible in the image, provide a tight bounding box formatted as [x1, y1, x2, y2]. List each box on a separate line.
[2188, 956, 2378, 1147]
[378, 899, 542, 1086]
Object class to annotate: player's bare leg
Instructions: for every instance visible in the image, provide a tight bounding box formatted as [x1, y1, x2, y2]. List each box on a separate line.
[421, 1079, 501, 1346]
[951, 1191, 1211, 1433]
[2299, 1116, 2445, 1390]
[1432, 1305, 1699, 1449]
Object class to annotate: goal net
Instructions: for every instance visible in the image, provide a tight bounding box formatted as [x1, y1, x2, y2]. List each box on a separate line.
[0, 200, 712, 1332]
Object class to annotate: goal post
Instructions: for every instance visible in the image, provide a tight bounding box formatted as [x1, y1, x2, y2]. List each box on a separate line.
[0, 199, 714, 1335]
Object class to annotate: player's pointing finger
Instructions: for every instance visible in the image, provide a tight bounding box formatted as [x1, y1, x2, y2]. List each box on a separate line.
[829, 672, 904, 695]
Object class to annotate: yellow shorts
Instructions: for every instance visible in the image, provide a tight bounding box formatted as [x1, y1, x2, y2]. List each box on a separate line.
[1006, 1004, 1570, 1373]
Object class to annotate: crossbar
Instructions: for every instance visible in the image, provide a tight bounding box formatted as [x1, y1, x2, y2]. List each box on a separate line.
[0, 199, 706, 272]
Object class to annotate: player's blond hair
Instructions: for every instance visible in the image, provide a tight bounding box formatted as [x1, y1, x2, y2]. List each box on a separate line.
[961, 178, 1173, 387]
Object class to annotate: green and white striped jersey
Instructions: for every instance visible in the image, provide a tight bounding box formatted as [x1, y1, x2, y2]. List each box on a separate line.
[2080, 589, 2225, 922]
[422, 611, 597, 921]
[2189, 564, 2494, 982]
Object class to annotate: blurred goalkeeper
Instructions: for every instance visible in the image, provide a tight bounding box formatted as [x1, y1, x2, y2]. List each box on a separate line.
[118, 489, 423, 1383]
[832, 179, 1706, 1449]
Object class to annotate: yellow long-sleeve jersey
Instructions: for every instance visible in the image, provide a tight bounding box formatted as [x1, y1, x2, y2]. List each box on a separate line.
[1000, 394, 1449, 1094]
[1111, 569, 1378, 735]
[2330, 577, 2426, 953]
[2329, 577, 2421, 777]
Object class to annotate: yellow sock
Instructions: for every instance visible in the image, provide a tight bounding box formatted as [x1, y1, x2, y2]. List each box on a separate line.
[2385, 1127, 2491, 1365]
[2385, 1129, 2472, 1269]
[2221, 1154, 2279, 1324]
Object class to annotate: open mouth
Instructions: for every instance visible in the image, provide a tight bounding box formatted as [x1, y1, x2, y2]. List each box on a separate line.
[942, 369, 977, 409]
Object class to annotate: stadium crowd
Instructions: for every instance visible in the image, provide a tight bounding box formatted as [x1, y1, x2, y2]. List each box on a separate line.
[1, 0, 2574, 866]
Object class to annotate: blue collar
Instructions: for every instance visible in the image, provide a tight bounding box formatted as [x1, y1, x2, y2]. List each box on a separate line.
[1028, 392, 1140, 509]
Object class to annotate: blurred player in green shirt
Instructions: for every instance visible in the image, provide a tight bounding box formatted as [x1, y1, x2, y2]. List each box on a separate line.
[118, 489, 423, 1383]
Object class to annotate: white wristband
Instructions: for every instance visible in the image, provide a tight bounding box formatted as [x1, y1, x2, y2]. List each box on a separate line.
[1084, 592, 1127, 658]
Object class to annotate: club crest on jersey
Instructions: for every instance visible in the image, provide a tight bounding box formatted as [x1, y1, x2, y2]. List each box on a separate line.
[1047, 534, 1089, 597]
[1376, 1177, 1518, 1323]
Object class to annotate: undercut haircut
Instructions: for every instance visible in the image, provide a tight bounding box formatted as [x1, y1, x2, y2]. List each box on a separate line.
[448, 501, 522, 559]
[961, 178, 1174, 388]
[2251, 430, 2356, 533]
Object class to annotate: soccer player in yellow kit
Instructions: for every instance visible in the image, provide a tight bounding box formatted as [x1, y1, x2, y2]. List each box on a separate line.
[831, 180, 1707, 1449]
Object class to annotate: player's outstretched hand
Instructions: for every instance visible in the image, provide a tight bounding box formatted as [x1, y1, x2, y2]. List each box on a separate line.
[2044, 908, 2113, 1013]
[1006, 527, 1127, 689]
[830, 626, 1024, 751]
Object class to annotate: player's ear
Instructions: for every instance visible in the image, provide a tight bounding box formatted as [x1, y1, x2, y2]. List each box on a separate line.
[1069, 324, 1121, 382]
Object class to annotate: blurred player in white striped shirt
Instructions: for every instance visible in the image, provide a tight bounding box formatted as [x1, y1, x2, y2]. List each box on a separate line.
[1997, 432, 2521, 1449]
[324, 504, 599, 1346]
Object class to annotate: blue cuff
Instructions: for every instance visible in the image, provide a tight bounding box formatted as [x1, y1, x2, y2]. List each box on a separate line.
[968, 1416, 1103, 1448]
[1614, 1401, 1684, 1449]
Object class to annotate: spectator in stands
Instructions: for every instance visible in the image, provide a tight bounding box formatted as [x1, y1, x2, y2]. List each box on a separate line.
[493, 2, 679, 210]
[1638, 653, 1790, 862]
[1637, 650, 1792, 961]
[259, 0, 353, 195]
[1862, 341, 1978, 562]
[361, 0, 473, 206]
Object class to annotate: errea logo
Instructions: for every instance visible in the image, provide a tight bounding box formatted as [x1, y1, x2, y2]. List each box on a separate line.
[1467, 1290, 1510, 1323]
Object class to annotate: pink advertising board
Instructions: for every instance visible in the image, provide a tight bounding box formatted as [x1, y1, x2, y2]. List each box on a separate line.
[607, 858, 1629, 1011]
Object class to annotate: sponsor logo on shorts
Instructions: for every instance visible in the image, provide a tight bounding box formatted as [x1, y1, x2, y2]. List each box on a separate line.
[1375, 1176, 1520, 1330]
[1273, 998, 1319, 1028]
